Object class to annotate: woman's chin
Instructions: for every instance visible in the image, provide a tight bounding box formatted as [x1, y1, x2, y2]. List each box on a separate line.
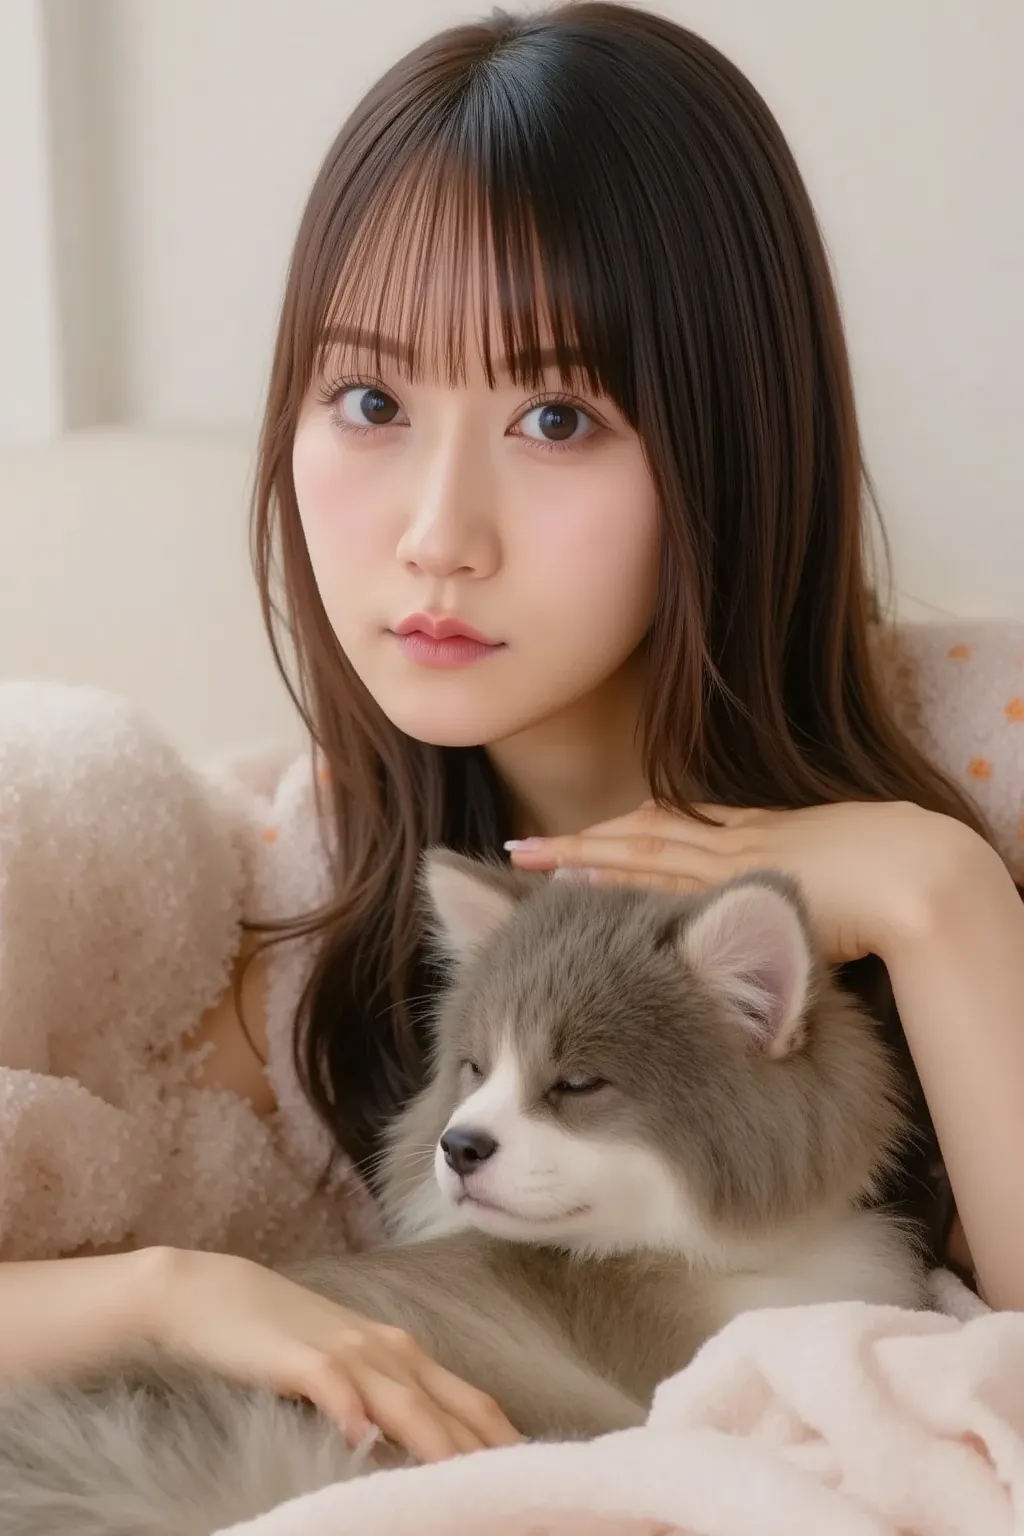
[373, 690, 539, 750]
[382, 714, 495, 749]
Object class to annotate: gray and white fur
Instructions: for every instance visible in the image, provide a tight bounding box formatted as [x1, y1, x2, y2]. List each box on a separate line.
[0, 855, 925, 1534]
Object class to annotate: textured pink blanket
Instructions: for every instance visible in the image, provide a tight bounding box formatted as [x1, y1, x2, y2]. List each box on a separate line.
[222, 1277, 1021, 1536]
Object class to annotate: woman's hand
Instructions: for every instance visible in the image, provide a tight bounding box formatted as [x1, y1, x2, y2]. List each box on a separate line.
[510, 800, 1024, 1308]
[147, 1247, 521, 1463]
[507, 799, 993, 965]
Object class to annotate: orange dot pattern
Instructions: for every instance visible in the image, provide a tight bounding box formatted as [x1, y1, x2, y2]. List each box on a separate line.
[935, 636, 1024, 875]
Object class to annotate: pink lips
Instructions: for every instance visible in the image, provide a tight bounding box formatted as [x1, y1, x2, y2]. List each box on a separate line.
[391, 612, 504, 669]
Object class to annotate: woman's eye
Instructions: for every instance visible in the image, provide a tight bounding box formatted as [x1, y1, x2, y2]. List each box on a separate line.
[335, 385, 405, 428]
[517, 401, 595, 445]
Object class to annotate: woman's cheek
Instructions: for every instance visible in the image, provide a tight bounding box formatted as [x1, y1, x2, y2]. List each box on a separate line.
[293, 416, 351, 528]
[534, 472, 659, 623]
[293, 421, 388, 571]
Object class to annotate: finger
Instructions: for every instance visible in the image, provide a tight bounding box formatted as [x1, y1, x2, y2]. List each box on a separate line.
[578, 867, 708, 896]
[415, 1361, 522, 1448]
[507, 816, 738, 870]
[437, 1415, 488, 1457]
[294, 1352, 375, 1446]
[359, 1372, 466, 1463]
[509, 832, 729, 885]
[366, 1326, 509, 1448]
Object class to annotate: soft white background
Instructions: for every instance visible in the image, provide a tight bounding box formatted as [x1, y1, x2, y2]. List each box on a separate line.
[0, 0, 1021, 748]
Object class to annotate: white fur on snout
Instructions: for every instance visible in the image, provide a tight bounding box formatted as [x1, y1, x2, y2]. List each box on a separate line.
[451, 1051, 523, 1140]
[436, 1048, 602, 1234]
[435, 1050, 520, 1210]
[435, 1076, 808, 1261]
[431, 1049, 716, 1255]
[428, 1088, 899, 1270]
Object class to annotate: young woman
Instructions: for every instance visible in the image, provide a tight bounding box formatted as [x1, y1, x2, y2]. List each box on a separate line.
[1, 1, 1021, 1465]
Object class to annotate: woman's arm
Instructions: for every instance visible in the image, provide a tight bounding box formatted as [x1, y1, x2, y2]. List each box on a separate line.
[0, 1246, 520, 1460]
[0, 1248, 166, 1384]
[880, 835, 1024, 1310]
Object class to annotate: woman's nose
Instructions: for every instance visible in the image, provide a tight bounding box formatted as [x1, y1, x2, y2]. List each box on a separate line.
[396, 446, 500, 579]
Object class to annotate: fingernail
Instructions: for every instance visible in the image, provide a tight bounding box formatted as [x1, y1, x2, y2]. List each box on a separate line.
[504, 838, 545, 852]
[346, 1417, 378, 1447]
[551, 867, 599, 885]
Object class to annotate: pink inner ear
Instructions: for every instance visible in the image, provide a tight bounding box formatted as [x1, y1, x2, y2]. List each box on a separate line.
[681, 882, 811, 1057]
[423, 858, 518, 958]
[727, 960, 797, 1050]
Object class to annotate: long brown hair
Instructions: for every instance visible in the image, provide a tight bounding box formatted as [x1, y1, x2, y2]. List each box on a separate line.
[250, 3, 985, 1205]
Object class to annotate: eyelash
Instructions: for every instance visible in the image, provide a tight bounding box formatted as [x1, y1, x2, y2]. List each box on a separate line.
[517, 392, 598, 455]
[316, 375, 601, 455]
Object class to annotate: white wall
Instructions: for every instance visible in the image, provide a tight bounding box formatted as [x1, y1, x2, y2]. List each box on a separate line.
[101, 1, 1024, 621]
[3, 0, 1023, 618]
[0, 2, 63, 448]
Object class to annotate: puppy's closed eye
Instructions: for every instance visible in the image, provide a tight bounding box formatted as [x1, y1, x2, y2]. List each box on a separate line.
[549, 1075, 607, 1098]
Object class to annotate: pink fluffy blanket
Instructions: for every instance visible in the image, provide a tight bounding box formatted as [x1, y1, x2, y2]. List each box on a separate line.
[222, 1274, 1023, 1536]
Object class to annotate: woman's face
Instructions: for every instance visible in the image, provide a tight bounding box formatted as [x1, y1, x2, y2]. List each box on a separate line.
[292, 317, 661, 750]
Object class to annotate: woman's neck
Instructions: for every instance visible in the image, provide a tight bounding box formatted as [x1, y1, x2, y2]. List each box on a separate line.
[486, 652, 652, 838]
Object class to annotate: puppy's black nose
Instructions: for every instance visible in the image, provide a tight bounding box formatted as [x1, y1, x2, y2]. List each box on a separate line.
[440, 1126, 498, 1177]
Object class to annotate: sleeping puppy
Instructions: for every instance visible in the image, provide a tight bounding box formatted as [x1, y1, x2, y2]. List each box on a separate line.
[0, 855, 924, 1534]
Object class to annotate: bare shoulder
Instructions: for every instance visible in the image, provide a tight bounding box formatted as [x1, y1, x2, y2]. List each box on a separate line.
[183, 935, 277, 1117]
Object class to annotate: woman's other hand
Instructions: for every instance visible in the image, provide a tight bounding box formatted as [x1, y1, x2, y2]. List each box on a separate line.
[507, 799, 995, 965]
[148, 1247, 521, 1463]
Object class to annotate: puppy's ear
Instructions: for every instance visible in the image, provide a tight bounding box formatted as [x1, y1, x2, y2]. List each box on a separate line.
[679, 874, 813, 1057]
[420, 849, 523, 961]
